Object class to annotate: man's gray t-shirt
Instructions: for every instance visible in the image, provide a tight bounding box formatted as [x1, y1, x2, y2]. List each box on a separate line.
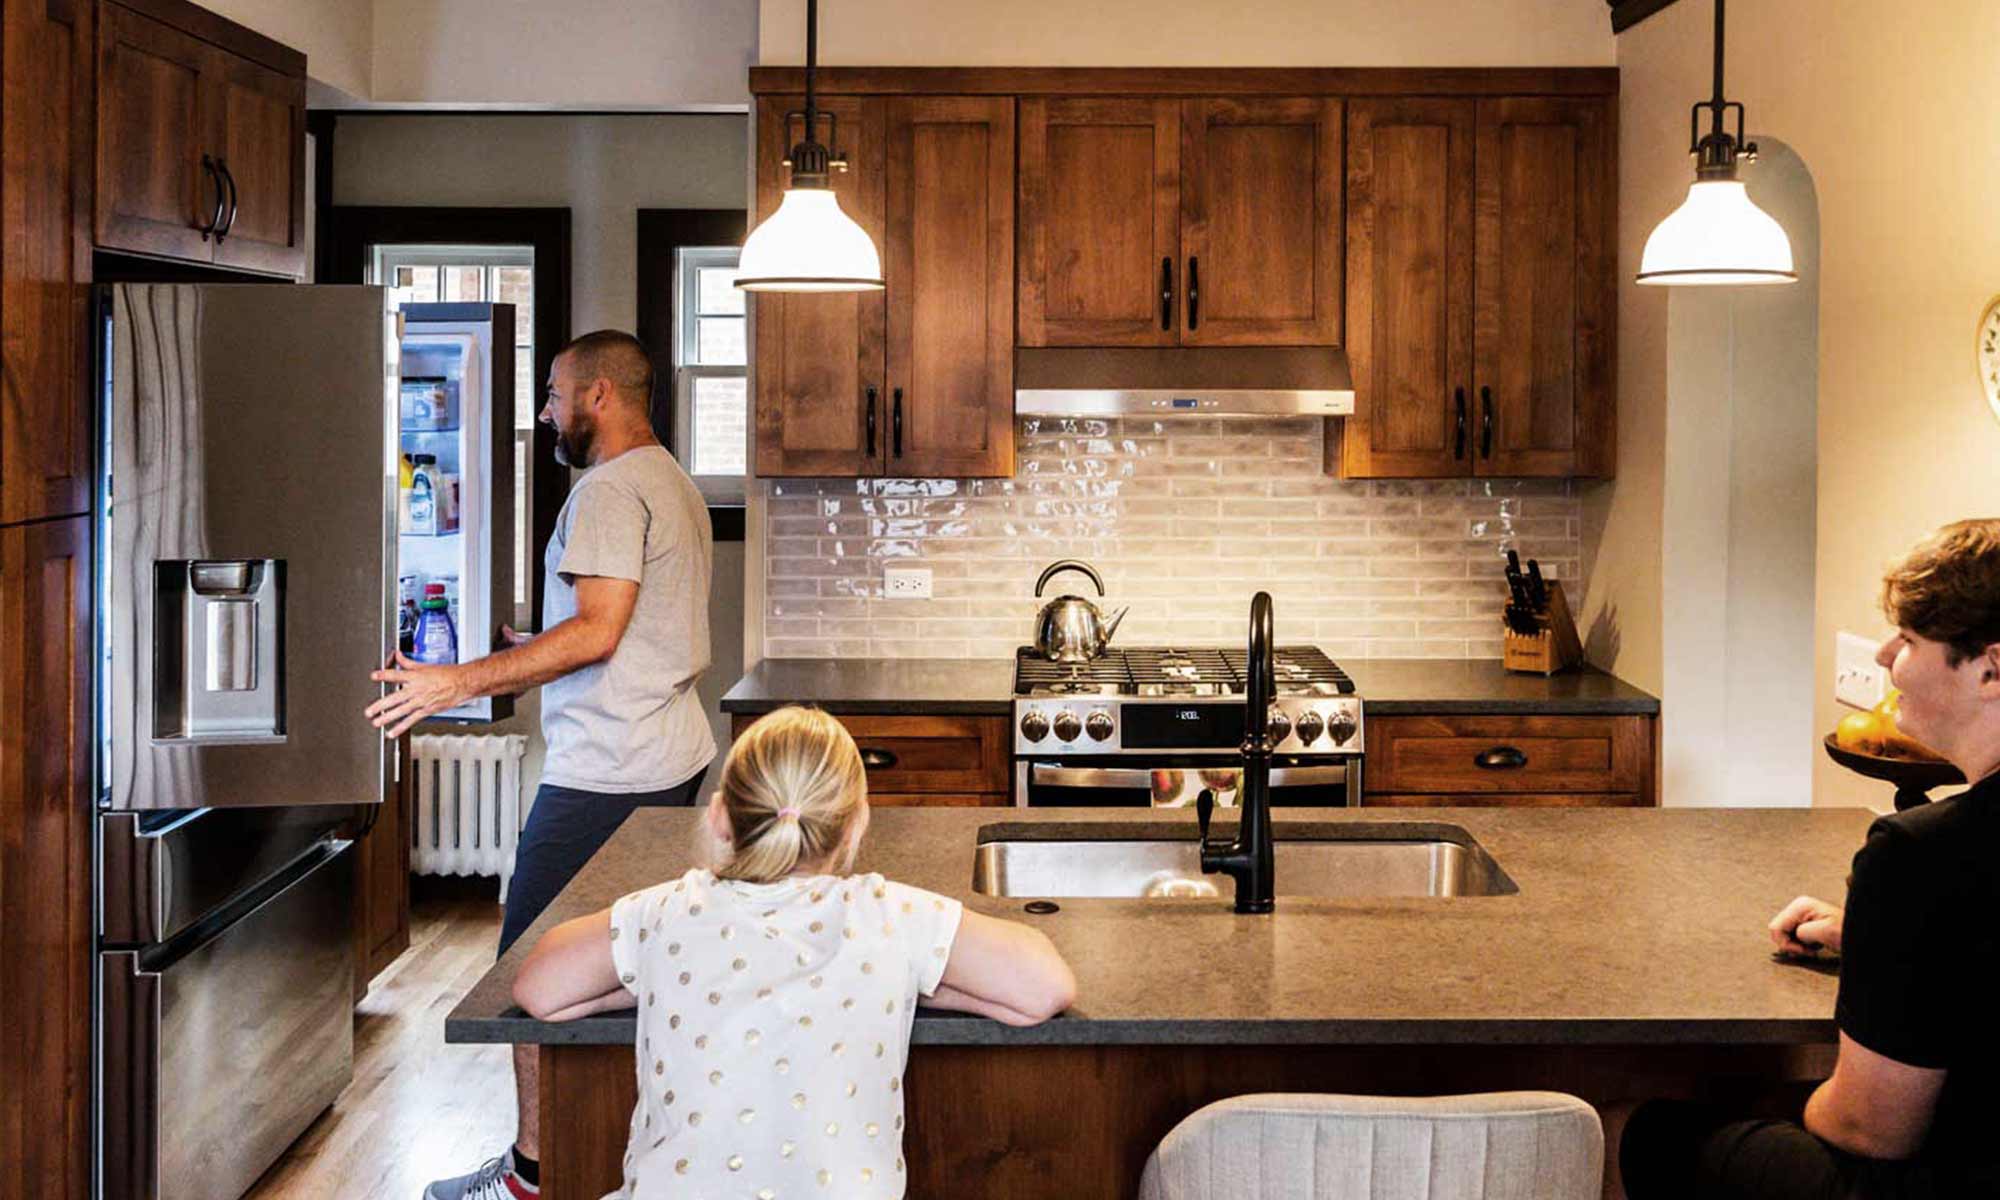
[540, 445, 715, 793]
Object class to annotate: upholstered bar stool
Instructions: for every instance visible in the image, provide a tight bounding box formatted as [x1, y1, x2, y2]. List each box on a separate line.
[1137, 1092, 1603, 1200]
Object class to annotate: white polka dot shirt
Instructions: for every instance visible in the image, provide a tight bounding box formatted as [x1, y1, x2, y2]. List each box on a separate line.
[605, 868, 964, 1199]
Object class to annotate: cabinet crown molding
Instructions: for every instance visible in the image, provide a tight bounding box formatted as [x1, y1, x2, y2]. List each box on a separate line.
[749, 66, 1619, 98]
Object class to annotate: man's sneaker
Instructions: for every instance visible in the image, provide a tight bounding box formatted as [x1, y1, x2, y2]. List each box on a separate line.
[421, 1152, 538, 1200]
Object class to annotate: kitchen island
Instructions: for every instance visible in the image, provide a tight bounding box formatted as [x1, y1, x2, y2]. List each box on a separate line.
[449, 804, 1862, 1198]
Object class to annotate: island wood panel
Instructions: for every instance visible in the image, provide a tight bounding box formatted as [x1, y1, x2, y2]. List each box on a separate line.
[1473, 96, 1614, 478]
[3, 0, 95, 525]
[1017, 97, 1181, 347]
[884, 95, 1014, 478]
[1332, 97, 1474, 478]
[1365, 714, 1653, 801]
[0, 517, 93, 1200]
[731, 712, 1011, 798]
[207, 46, 306, 277]
[1178, 97, 1342, 347]
[752, 95, 887, 477]
[534, 1040, 1829, 1200]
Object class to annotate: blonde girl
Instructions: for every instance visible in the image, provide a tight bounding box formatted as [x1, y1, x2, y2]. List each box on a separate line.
[512, 706, 1076, 1198]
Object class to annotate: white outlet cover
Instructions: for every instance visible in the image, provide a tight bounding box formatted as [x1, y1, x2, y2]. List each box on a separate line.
[883, 567, 932, 599]
[1834, 630, 1888, 709]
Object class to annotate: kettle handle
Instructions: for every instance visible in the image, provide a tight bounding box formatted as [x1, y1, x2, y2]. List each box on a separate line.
[1034, 559, 1105, 598]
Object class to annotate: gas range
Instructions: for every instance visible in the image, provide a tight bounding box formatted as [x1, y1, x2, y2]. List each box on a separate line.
[1012, 646, 1363, 758]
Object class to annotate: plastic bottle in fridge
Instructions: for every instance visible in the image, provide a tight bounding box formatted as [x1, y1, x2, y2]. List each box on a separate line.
[411, 583, 458, 665]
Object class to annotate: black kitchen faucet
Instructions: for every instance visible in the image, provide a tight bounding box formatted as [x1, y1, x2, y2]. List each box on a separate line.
[1197, 591, 1276, 913]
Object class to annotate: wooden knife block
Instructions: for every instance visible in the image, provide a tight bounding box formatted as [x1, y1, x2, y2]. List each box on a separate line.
[1502, 580, 1584, 675]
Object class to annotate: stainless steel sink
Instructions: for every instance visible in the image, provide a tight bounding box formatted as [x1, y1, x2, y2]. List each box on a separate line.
[970, 823, 1517, 899]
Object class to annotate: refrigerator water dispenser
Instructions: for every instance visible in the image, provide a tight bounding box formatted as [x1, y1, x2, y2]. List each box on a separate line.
[153, 560, 286, 742]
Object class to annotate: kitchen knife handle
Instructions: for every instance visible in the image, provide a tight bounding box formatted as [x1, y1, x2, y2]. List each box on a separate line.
[1160, 257, 1174, 331]
[1453, 387, 1467, 460]
[1480, 386, 1494, 459]
[1474, 746, 1529, 770]
[892, 388, 904, 458]
[1187, 256, 1199, 330]
[865, 386, 878, 456]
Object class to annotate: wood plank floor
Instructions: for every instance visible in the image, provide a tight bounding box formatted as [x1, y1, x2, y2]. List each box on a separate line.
[245, 888, 514, 1200]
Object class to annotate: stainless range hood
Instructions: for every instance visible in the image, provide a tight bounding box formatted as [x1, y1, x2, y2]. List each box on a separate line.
[1014, 346, 1354, 418]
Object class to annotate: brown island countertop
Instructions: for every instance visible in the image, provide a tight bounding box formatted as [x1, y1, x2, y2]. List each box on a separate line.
[447, 804, 1862, 1050]
[717, 657, 1659, 717]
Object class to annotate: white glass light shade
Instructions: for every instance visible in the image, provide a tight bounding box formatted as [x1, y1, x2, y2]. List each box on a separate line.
[1637, 179, 1796, 286]
[735, 187, 884, 292]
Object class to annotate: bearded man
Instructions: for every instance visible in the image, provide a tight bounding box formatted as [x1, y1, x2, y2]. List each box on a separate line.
[368, 329, 716, 1200]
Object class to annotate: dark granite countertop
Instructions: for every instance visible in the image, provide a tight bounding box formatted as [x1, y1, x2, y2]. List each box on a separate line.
[447, 804, 1860, 1048]
[720, 657, 1657, 718]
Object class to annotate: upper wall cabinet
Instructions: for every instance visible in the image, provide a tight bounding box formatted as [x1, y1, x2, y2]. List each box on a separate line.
[753, 95, 1015, 479]
[97, 0, 306, 278]
[1018, 97, 1341, 348]
[1334, 95, 1613, 479]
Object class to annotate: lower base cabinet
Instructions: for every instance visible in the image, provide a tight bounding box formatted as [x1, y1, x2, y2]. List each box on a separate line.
[730, 712, 1012, 807]
[1364, 713, 1657, 807]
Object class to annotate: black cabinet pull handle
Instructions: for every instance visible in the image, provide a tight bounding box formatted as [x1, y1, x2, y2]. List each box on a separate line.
[865, 386, 878, 456]
[1453, 387, 1467, 460]
[859, 748, 899, 770]
[1160, 257, 1173, 331]
[198, 155, 225, 240]
[1187, 256, 1199, 330]
[1474, 746, 1528, 770]
[892, 388, 903, 458]
[1480, 386, 1494, 460]
[215, 158, 240, 241]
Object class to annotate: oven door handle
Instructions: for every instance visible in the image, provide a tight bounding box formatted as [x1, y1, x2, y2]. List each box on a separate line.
[1026, 763, 1355, 788]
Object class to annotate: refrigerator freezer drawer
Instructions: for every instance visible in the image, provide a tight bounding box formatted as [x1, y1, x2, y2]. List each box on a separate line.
[101, 839, 354, 1200]
[100, 807, 352, 946]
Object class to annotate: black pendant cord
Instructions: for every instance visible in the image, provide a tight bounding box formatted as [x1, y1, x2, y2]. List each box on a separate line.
[803, 0, 819, 147]
[1687, 0, 1756, 178]
[783, 0, 840, 187]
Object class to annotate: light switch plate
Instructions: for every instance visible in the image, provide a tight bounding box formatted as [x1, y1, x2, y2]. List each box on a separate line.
[1834, 631, 1888, 709]
[883, 566, 932, 599]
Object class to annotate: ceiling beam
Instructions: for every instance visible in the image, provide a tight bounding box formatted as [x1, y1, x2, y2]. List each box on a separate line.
[1610, 0, 1685, 34]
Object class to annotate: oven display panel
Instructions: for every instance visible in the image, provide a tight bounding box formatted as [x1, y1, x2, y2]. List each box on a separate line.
[1119, 703, 1247, 749]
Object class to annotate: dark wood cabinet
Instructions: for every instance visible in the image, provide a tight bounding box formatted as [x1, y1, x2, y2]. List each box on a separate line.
[95, 0, 305, 278]
[1333, 95, 1614, 479]
[1363, 713, 1656, 806]
[0, 517, 93, 1200]
[753, 94, 1014, 479]
[1018, 98, 1180, 347]
[730, 712, 1012, 804]
[884, 96, 1014, 478]
[354, 739, 412, 994]
[1018, 96, 1341, 349]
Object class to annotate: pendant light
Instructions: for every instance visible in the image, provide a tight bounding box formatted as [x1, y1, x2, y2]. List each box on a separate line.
[1636, 0, 1796, 286]
[735, 0, 884, 292]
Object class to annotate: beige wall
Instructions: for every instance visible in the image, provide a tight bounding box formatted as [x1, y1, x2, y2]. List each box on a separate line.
[1611, 1, 2000, 808]
[757, 0, 1611, 66]
[202, 0, 373, 97]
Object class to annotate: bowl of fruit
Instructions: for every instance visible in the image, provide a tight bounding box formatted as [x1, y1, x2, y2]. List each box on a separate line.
[1824, 690, 1963, 810]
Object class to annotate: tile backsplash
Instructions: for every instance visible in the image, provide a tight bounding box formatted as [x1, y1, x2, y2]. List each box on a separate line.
[761, 417, 1581, 661]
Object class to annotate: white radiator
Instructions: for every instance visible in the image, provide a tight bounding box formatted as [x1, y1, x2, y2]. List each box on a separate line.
[410, 734, 532, 902]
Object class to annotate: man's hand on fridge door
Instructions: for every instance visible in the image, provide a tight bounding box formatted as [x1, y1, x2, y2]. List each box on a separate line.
[367, 650, 474, 738]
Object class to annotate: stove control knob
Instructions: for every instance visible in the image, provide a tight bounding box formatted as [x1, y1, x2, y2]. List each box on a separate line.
[1293, 709, 1325, 745]
[1052, 710, 1083, 743]
[1265, 707, 1292, 742]
[1019, 709, 1050, 743]
[1327, 709, 1358, 746]
[1085, 709, 1115, 742]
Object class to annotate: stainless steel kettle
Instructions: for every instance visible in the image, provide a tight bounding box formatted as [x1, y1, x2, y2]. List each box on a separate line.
[1033, 559, 1128, 663]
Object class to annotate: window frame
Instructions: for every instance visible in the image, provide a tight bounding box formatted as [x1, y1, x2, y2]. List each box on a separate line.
[671, 244, 749, 506]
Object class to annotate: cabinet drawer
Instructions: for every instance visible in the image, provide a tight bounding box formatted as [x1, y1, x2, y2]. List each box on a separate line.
[868, 793, 1011, 808]
[1364, 792, 1643, 809]
[730, 713, 1010, 795]
[1365, 715, 1648, 795]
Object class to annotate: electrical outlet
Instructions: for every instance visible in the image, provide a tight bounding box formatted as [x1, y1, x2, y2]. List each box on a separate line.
[1834, 630, 1888, 709]
[882, 566, 932, 599]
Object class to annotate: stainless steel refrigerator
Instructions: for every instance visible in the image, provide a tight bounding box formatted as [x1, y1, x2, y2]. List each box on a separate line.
[93, 283, 400, 1200]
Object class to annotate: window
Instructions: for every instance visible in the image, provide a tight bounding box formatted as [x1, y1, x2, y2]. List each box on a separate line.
[674, 246, 747, 504]
[370, 244, 537, 629]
